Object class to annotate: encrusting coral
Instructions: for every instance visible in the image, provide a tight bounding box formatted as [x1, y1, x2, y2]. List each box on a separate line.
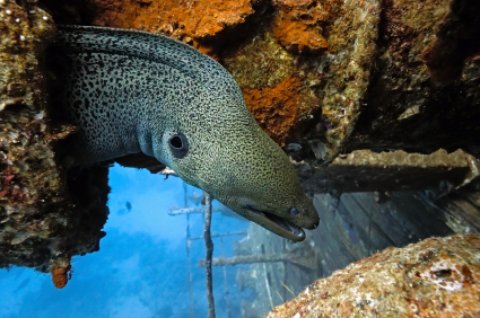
[267, 235, 480, 317]
[0, 1, 109, 282]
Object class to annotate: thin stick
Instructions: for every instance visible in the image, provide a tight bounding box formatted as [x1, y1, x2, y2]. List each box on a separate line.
[261, 246, 274, 309]
[183, 183, 194, 318]
[204, 192, 216, 318]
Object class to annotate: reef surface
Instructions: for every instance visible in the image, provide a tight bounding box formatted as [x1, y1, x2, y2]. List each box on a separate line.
[267, 235, 480, 317]
[0, 0, 108, 284]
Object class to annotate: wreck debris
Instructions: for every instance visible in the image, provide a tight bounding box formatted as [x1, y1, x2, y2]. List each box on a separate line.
[204, 193, 216, 318]
[235, 189, 456, 315]
[424, 0, 480, 84]
[299, 149, 478, 192]
[267, 235, 480, 317]
[0, 0, 108, 274]
[316, 0, 381, 161]
[1, 0, 59, 269]
[348, 0, 480, 157]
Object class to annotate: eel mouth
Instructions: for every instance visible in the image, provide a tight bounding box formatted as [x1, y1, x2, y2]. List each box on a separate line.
[243, 204, 305, 242]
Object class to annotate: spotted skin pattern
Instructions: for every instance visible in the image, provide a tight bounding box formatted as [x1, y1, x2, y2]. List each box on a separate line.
[51, 25, 319, 241]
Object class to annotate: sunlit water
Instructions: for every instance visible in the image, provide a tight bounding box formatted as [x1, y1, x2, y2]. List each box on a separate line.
[0, 165, 249, 318]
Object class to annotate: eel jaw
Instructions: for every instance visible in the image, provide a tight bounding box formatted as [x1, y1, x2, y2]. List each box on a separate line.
[243, 204, 306, 242]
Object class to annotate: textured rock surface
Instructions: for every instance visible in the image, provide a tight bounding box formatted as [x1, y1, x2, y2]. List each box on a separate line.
[271, 0, 334, 54]
[310, 0, 381, 161]
[349, 0, 480, 156]
[267, 235, 480, 317]
[40, 0, 480, 160]
[224, 31, 321, 145]
[0, 0, 108, 278]
[85, 0, 258, 55]
[1, 0, 52, 110]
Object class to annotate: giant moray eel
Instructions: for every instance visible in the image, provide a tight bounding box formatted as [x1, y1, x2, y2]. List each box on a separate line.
[49, 25, 319, 241]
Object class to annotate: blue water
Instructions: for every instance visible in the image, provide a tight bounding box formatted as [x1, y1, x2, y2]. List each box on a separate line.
[0, 165, 249, 318]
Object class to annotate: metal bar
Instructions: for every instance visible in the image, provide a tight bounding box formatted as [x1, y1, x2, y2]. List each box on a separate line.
[204, 193, 216, 318]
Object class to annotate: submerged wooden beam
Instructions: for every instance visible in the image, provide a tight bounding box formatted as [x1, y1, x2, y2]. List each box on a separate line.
[199, 252, 318, 270]
[299, 149, 479, 193]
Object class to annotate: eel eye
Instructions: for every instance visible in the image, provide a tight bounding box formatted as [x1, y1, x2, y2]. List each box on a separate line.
[289, 207, 299, 216]
[168, 133, 189, 159]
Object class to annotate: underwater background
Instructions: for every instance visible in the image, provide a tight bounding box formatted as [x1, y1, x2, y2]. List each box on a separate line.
[0, 165, 252, 318]
[2, 164, 472, 317]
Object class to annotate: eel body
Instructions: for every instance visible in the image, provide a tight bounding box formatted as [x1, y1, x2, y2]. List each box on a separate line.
[50, 25, 319, 241]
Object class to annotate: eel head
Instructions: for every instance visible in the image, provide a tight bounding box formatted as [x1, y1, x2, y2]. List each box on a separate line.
[158, 97, 319, 241]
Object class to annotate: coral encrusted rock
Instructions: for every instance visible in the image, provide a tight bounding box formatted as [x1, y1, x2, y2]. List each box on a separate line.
[0, 0, 108, 280]
[267, 235, 480, 317]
